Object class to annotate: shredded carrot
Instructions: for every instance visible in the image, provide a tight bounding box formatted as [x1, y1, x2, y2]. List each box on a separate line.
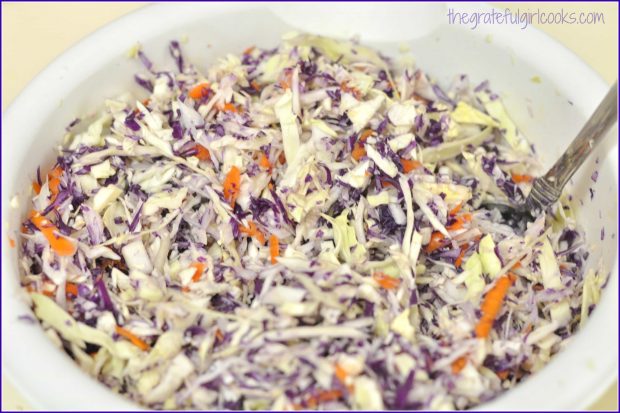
[269, 234, 279, 264]
[340, 81, 362, 99]
[475, 273, 517, 338]
[258, 152, 271, 170]
[65, 282, 79, 297]
[511, 173, 534, 184]
[268, 182, 274, 191]
[455, 248, 466, 268]
[219, 102, 239, 113]
[278, 152, 287, 165]
[115, 325, 150, 351]
[188, 82, 210, 99]
[42, 289, 55, 298]
[32, 181, 41, 194]
[372, 272, 401, 290]
[190, 262, 206, 282]
[449, 202, 463, 216]
[9, 237, 16, 248]
[351, 143, 366, 161]
[401, 158, 422, 173]
[142, 98, 150, 106]
[279, 71, 293, 90]
[250, 80, 261, 91]
[46, 166, 64, 199]
[446, 213, 472, 231]
[359, 129, 373, 142]
[496, 370, 510, 380]
[223, 166, 241, 208]
[315, 389, 343, 403]
[215, 328, 225, 342]
[451, 356, 467, 374]
[425, 231, 445, 254]
[334, 363, 348, 385]
[193, 144, 211, 161]
[29, 210, 76, 256]
[334, 363, 355, 393]
[511, 261, 522, 270]
[182, 286, 191, 293]
[381, 180, 394, 188]
[243, 46, 255, 55]
[351, 129, 372, 161]
[240, 221, 266, 245]
[294, 389, 343, 409]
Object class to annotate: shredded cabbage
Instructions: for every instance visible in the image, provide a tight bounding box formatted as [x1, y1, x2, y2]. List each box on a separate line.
[15, 34, 600, 411]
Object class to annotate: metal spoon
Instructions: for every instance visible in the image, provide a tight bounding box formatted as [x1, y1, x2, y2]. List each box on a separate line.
[485, 82, 617, 221]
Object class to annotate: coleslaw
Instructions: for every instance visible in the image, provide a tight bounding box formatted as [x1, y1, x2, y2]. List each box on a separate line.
[16, 34, 606, 410]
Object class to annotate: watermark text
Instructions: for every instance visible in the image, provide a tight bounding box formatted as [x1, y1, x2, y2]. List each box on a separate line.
[447, 8, 605, 30]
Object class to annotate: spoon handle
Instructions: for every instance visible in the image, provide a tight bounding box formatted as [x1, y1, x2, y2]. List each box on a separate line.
[528, 82, 617, 209]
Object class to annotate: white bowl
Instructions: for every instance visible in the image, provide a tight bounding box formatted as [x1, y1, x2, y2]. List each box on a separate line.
[2, 2, 617, 410]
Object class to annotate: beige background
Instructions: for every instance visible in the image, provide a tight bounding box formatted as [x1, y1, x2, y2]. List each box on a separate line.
[2, 2, 617, 410]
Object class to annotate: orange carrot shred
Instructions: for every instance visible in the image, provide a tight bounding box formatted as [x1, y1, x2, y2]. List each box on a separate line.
[425, 231, 445, 254]
[334, 363, 348, 385]
[9, 237, 16, 248]
[32, 181, 41, 194]
[455, 248, 466, 268]
[295, 389, 343, 410]
[316, 389, 343, 403]
[372, 272, 401, 290]
[446, 213, 472, 231]
[188, 82, 210, 99]
[259, 152, 271, 170]
[29, 210, 76, 256]
[511, 173, 534, 184]
[220, 102, 238, 113]
[240, 221, 266, 245]
[351, 143, 366, 161]
[115, 325, 150, 351]
[215, 328, 224, 342]
[451, 356, 467, 374]
[351, 130, 372, 161]
[359, 129, 373, 142]
[194, 144, 211, 161]
[65, 282, 79, 297]
[401, 158, 422, 173]
[279, 71, 293, 90]
[497, 370, 510, 380]
[250, 80, 261, 91]
[243, 46, 255, 55]
[511, 261, 522, 270]
[269, 234, 279, 264]
[278, 152, 287, 165]
[475, 273, 517, 338]
[223, 166, 241, 208]
[190, 262, 206, 282]
[449, 202, 463, 216]
[334, 363, 354, 393]
[340, 82, 362, 99]
[48, 166, 64, 198]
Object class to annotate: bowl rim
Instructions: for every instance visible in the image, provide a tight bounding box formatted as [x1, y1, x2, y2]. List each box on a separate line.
[2, 2, 617, 411]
